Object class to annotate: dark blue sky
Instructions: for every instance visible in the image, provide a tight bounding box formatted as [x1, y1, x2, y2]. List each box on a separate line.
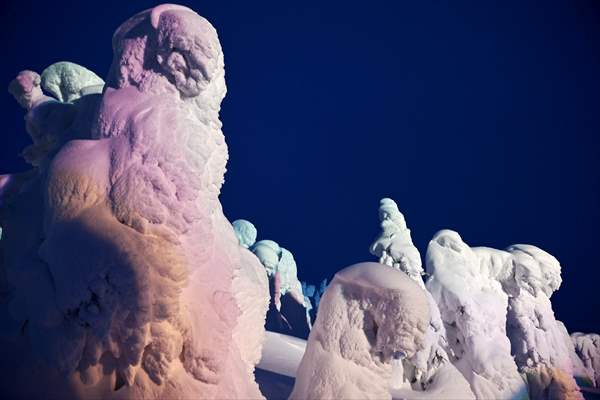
[1, 1, 599, 333]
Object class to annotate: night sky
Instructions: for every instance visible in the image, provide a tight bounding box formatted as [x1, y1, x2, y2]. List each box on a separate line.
[1, 1, 599, 333]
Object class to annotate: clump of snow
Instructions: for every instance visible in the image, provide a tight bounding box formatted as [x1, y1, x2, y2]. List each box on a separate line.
[232, 219, 257, 249]
[572, 333, 600, 387]
[556, 321, 593, 388]
[291, 262, 430, 400]
[425, 230, 528, 400]
[0, 4, 269, 399]
[41, 61, 105, 103]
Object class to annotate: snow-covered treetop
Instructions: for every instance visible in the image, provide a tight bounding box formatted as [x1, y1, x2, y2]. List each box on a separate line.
[370, 197, 423, 281]
[252, 240, 281, 276]
[41, 61, 104, 102]
[232, 219, 257, 248]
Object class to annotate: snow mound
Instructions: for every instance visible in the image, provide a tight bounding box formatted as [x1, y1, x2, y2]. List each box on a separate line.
[0, 4, 269, 399]
[291, 262, 430, 400]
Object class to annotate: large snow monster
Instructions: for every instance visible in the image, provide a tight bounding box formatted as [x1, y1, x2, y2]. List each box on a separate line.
[0, 4, 269, 399]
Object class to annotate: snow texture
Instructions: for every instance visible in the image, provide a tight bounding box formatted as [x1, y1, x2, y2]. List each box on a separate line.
[0, 4, 269, 399]
[291, 262, 431, 400]
[370, 199, 474, 399]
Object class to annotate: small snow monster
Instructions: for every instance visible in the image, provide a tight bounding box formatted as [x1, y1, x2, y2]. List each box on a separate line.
[370, 198, 423, 281]
[571, 333, 600, 387]
[232, 219, 257, 248]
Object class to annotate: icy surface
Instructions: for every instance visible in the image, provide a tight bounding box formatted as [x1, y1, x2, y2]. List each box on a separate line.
[291, 262, 430, 400]
[0, 4, 269, 399]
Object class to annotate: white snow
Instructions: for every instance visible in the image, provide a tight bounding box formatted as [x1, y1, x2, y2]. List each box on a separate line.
[1, 4, 598, 400]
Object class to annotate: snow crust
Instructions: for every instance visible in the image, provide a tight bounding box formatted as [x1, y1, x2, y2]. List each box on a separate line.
[0, 4, 269, 399]
[291, 262, 430, 400]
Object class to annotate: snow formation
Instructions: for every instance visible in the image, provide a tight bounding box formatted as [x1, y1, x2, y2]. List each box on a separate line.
[426, 230, 529, 399]
[0, 4, 269, 399]
[504, 245, 583, 399]
[291, 262, 431, 400]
